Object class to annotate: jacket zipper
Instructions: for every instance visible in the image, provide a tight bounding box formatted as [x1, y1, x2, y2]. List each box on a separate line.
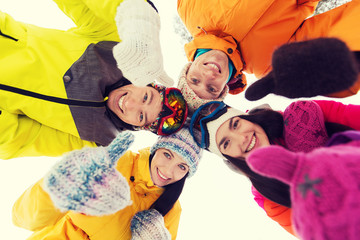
[0, 30, 18, 41]
[0, 84, 106, 107]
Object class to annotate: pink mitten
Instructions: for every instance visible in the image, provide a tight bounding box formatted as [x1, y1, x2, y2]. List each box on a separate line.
[246, 141, 360, 240]
[284, 100, 328, 152]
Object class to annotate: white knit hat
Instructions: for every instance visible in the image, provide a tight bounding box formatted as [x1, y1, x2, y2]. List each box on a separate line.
[206, 107, 245, 158]
[177, 63, 229, 116]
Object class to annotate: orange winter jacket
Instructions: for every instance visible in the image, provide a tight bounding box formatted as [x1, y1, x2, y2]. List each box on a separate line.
[178, 0, 360, 95]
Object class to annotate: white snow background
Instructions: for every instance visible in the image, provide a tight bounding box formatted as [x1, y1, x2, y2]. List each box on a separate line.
[0, 0, 358, 239]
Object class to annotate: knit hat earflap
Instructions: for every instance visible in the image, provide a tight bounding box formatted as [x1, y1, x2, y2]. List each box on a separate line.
[150, 127, 202, 177]
[177, 63, 229, 115]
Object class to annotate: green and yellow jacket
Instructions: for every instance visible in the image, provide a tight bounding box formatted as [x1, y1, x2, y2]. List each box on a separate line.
[0, 0, 136, 159]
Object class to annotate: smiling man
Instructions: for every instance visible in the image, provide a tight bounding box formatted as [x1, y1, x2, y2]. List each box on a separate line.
[177, 0, 360, 114]
[0, 0, 187, 159]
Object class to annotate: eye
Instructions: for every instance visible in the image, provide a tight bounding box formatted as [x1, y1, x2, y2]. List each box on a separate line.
[209, 86, 217, 93]
[178, 164, 187, 171]
[139, 112, 144, 123]
[143, 93, 148, 103]
[223, 140, 229, 150]
[191, 78, 199, 84]
[164, 152, 171, 159]
[233, 119, 239, 129]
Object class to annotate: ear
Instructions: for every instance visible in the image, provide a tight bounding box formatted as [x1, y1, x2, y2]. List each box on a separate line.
[245, 72, 275, 101]
[246, 146, 300, 185]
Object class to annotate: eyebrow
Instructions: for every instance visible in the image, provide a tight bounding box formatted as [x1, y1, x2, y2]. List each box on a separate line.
[229, 117, 235, 130]
[149, 91, 153, 105]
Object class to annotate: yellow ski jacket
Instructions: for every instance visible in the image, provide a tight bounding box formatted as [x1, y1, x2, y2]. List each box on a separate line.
[12, 148, 182, 240]
[0, 0, 135, 159]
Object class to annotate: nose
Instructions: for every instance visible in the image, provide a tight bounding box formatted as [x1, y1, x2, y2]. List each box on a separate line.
[124, 95, 143, 111]
[162, 163, 175, 179]
[201, 68, 217, 81]
[232, 131, 248, 149]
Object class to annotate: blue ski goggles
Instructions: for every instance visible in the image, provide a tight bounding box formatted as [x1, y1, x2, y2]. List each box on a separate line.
[189, 101, 228, 148]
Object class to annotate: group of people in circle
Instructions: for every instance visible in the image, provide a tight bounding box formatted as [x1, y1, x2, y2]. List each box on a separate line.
[1, 0, 360, 239]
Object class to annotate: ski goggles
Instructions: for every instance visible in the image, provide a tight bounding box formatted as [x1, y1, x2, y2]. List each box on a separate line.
[190, 101, 227, 148]
[157, 88, 188, 136]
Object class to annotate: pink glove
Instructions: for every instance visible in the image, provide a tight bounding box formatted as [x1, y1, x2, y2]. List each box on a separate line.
[283, 100, 328, 153]
[246, 141, 360, 240]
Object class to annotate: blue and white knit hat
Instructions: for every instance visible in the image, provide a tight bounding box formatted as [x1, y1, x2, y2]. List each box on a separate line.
[150, 127, 202, 177]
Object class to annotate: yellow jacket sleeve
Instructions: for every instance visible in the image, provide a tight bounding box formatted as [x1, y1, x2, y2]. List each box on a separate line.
[52, 0, 124, 40]
[0, 110, 97, 159]
[12, 179, 65, 231]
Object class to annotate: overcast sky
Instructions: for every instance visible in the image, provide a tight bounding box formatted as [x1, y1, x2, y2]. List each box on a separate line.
[1, 0, 359, 239]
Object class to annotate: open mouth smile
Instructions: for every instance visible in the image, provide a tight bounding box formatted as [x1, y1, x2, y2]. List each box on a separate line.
[205, 62, 221, 73]
[245, 134, 257, 153]
[118, 93, 127, 113]
[157, 169, 170, 182]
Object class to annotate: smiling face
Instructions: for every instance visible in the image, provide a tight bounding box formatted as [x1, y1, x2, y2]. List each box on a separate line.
[216, 116, 270, 158]
[107, 84, 162, 127]
[186, 50, 229, 99]
[150, 148, 189, 187]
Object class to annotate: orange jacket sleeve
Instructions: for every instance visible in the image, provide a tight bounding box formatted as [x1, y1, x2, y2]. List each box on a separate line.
[263, 198, 297, 237]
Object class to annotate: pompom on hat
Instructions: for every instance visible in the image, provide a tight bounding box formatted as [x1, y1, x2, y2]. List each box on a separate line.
[177, 63, 229, 115]
[150, 127, 202, 178]
[189, 101, 245, 158]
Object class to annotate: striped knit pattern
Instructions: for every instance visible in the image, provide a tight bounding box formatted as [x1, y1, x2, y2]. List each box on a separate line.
[130, 209, 171, 240]
[150, 127, 202, 177]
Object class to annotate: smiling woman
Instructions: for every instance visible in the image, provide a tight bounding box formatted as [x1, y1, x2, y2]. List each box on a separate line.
[190, 99, 360, 235]
[151, 148, 189, 187]
[216, 116, 270, 158]
[11, 129, 202, 240]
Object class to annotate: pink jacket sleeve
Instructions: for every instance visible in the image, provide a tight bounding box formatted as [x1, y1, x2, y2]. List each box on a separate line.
[314, 100, 360, 130]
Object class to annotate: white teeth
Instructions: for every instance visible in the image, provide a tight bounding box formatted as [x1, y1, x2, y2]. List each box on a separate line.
[246, 134, 257, 152]
[158, 169, 168, 180]
[207, 63, 220, 72]
[118, 95, 126, 111]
